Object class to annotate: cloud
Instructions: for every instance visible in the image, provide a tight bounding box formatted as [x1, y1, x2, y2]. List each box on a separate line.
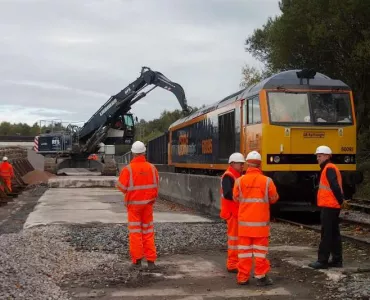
[0, 0, 281, 125]
[0, 105, 76, 125]
[2, 80, 111, 99]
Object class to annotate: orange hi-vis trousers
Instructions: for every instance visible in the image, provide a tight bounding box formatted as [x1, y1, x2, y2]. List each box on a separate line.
[127, 203, 157, 264]
[226, 216, 238, 270]
[237, 236, 270, 283]
[0, 178, 11, 192]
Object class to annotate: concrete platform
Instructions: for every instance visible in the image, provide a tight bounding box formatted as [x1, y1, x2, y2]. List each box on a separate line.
[48, 176, 117, 188]
[23, 188, 212, 229]
[57, 168, 102, 176]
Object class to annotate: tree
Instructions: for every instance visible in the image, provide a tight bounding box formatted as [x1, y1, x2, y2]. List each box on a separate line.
[240, 64, 263, 88]
[244, 0, 370, 136]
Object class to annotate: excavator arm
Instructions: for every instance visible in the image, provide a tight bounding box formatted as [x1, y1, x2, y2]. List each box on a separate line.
[78, 67, 189, 154]
[78, 67, 189, 146]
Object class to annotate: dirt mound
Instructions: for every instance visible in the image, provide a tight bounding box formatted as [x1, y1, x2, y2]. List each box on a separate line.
[22, 170, 56, 185]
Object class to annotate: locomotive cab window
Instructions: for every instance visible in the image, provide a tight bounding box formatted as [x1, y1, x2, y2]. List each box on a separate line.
[268, 92, 310, 123]
[244, 96, 261, 125]
[310, 93, 353, 124]
[218, 110, 235, 159]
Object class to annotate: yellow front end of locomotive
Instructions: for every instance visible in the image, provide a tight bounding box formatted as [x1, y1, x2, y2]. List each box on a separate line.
[261, 124, 357, 172]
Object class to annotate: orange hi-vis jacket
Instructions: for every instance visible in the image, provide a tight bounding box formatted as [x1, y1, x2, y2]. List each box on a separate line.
[116, 156, 159, 205]
[233, 167, 279, 237]
[0, 161, 14, 179]
[88, 154, 98, 160]
[317, 162, 343, 209]
[220, 166, 241, 220]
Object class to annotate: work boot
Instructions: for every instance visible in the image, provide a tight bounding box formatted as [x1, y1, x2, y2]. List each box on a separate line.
[237, 280, 249, 286]
[129, 259, 142, 270]
[147, 261, 156, 271]
[328, 260, 343, 268]
[308, 261, 328, 269]
[256, 275, 273, 286]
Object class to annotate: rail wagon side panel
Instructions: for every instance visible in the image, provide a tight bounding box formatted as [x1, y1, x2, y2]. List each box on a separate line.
[169, 101, 242, 170]
[147, 132, 168, 165]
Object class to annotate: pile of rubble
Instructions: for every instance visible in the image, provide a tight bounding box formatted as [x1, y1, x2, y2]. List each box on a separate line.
[22, 170, 56, 185]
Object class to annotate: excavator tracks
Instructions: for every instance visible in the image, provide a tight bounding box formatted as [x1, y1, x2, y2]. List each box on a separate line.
[44, 156, 117, 176]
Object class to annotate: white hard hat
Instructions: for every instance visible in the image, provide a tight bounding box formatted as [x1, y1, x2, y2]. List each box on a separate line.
[2, 156, 8, 161]
[315, 145, 332, 155]
[228, 152, 245, 163]
[246, 151, 261, 162]
[131, 141, 146, 153]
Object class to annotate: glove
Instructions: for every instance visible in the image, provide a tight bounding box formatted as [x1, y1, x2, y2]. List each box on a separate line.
[341, 199, 350, 210]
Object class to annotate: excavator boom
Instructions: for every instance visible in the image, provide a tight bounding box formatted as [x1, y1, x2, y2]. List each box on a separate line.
[34, 66, 189, 176]
[78, 67, 188, 143]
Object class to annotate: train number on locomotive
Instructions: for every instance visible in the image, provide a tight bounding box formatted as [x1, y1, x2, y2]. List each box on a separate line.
[341, 146, 354, 152]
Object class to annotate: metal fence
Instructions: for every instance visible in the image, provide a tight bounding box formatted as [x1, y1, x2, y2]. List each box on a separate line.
[115, 151, 133, 164]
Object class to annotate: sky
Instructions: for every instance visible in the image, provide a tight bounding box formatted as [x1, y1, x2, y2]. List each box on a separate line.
[0, 0, 281, 126]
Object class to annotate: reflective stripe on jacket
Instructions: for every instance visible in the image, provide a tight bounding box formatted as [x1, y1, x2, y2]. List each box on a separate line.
[0, 162, 14, 179]
[317, 162, 343, 209]
[116, 155, 159, 205]
[233, 167, 279, 237]
[220, 167, 241, 220]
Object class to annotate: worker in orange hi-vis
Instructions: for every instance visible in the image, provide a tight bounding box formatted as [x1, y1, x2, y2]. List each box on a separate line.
[88, 153, 98, 160]
[116, 141, 159, 270]
[220, 152, 245, 273]
[0, 156, 14, 193]
[233, 151, 279, 286]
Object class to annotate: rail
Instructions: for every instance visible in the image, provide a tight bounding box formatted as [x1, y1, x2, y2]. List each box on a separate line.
[274, 217, 370, 246]
[274, 198, 370, 246]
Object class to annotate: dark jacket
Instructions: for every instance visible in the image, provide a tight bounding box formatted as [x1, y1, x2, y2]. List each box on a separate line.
[221, 175, 235, 201]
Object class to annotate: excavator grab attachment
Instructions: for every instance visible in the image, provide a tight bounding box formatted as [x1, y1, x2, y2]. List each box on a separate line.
[150, 70, 189, 113]
[113, 66, 189, 114]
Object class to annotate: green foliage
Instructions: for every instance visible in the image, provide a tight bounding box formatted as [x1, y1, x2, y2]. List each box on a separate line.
[240, 65, 263, 88]
[240, 64, 274, 89]
[0, 122, 40, 136]
[134, 106, 200, 144]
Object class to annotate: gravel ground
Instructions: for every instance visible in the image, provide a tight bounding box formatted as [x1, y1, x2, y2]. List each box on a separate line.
[271, 222, 370, 299]
[1, 187, 370, 299]
[66, 222, 226, 255]
[0, 221, 227, 300]
[0, 226, 117, 300]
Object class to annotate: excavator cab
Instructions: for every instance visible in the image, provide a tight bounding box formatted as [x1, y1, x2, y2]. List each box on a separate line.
[122, 113, 135, 139]
[106, 113, 135, 145]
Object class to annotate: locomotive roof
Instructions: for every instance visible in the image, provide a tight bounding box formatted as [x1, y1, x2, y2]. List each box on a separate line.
[169, 69, 350, 129]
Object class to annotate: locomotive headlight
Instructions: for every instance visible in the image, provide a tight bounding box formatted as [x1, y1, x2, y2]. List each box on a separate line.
[344, 155, 351, 163]
[274, 155, 281, 163]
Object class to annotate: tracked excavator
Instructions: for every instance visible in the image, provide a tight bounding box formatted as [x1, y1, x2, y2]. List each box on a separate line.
[34, 67, 189, 175]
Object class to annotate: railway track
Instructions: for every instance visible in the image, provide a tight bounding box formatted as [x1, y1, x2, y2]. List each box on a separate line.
[275, 197, 370, 246]
[275, 213, 370, 246]
[347, 198, 370, 214]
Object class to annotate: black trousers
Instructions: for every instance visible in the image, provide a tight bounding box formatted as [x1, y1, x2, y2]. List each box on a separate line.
[318, 207, 342, 263]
